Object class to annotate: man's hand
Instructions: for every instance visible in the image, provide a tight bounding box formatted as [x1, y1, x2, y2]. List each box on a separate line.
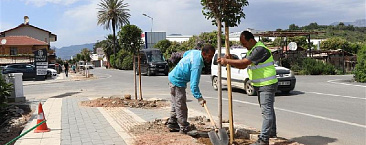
[198, 98, 206, 107]
[217, 57, 227, 65]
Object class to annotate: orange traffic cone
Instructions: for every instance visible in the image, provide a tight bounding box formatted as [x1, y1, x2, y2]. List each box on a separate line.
[34, 102, 50, 133]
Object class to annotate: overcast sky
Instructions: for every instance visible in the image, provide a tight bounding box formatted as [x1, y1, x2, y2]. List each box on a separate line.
[0, 0, 365, 48]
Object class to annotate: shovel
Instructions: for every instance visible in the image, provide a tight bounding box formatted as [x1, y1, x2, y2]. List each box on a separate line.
[204, 103, 229, 145]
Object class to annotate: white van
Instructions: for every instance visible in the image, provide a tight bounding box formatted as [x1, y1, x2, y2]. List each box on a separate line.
[211, 46, 296, 96]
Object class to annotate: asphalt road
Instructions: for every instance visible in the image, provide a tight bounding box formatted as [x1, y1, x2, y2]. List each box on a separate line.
[24, 68, 366, 145]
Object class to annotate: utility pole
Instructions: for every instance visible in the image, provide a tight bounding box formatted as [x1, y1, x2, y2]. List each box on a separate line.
[143, 13, 153, 48]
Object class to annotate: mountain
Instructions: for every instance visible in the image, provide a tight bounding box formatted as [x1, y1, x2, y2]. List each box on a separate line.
[55, 43, 94, 60]
[330, 19, 366, 27]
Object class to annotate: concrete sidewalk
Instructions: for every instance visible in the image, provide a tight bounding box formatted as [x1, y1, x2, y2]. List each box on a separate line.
[15, 97, 262, 145]
[14, 97, 216, 145]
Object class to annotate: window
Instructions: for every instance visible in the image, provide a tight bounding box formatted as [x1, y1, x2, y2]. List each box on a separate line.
[213, 54, 239, 65]
[10, 47, 17, 55]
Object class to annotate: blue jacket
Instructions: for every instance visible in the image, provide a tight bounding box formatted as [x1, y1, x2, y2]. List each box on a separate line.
[168, 50, 204, 99]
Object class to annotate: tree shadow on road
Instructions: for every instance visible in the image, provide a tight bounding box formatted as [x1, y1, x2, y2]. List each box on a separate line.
[289, 135, 338, 145]
[50, 92, 80, 98]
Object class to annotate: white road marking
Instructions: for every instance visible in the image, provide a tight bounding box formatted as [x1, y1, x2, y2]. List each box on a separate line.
[327, 79, 366, 88]
[304, 91, 366, 100]
[205, 96, 366, 129]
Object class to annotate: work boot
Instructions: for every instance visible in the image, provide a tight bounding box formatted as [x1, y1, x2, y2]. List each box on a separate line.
[167, 117, 180, 132]
[269, 132, 277, 138]
[179, 126, 191, 134]
[250, 138, 269, 145]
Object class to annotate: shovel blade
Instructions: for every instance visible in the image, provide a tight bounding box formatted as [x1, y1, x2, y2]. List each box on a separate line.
[218, 129, 229, 145]
[208, 129, 229, 145]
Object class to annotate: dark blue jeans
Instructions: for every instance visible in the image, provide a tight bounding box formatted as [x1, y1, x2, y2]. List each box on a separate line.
[258, 91, 276, 141]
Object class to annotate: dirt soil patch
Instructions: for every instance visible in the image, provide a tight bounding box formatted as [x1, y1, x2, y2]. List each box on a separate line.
[79, 95, 169, 109]
[0, 104, 33, 145]
[70, 72, 96, 81]
[130, 117, 256, 145]
[130, 117, 303, 145]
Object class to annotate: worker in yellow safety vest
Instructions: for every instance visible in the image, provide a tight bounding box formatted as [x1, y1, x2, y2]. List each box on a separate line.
[218, 31, 278, 145]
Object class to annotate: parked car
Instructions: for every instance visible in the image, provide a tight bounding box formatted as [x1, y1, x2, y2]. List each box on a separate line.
[2, 63, 36, 79]
[135, 48, 169, 76]
[211, 47, 296, 95]
[46, 68, 57, 79]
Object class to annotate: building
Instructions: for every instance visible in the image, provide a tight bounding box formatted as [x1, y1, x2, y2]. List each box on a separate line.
[0, 16, 57, 65]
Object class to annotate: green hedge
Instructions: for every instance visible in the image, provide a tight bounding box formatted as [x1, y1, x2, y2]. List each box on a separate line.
[353, 45, 366, 82]
[288, 58, 336, 75]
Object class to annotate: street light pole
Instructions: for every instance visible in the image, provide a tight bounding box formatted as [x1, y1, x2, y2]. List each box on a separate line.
[143, 13, 153, 48]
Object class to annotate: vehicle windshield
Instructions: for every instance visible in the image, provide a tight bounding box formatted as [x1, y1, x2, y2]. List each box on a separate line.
[146, 50, 165, 62]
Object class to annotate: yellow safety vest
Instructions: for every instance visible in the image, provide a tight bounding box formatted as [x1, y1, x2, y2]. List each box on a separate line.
[247, 42, 278, 86]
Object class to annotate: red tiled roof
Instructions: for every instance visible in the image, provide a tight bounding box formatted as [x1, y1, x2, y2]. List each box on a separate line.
[0, 36, 48, 46]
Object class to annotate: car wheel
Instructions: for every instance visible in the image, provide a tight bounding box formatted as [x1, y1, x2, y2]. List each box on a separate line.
[245, 80, 256, 96]
[212, 76, 218, 90]
[147, 68, 153, 76]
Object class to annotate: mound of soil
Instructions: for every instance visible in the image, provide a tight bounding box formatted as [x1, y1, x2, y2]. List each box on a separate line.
[129, 117, 255, 145]
[0, 104, 33, 145]
[80, 96, 169, 109]
[130, 117, 303, 145]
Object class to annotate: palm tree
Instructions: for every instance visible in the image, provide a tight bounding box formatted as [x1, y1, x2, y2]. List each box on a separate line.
[97, 0, 130, 56]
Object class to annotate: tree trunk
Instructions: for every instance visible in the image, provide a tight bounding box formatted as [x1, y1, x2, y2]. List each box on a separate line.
[133, 55, 137, 100]
[216, 18, 223, 129]
[112, 20, 116, 56]
[225, 23, 234, 144]
[138, 50, 143, 100]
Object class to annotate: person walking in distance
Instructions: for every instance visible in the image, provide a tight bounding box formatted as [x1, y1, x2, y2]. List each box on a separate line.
[64, 61, 69, 77]
[218, 31, 278, 145]
[167, 44, 215, 134]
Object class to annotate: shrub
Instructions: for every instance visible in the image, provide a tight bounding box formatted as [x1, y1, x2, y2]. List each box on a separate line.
[121, 55, 133, 70]
[353, 45, 366, 82]
[115, 49, 130, 69]
[0, 74, 12, 104]
[110, 54, 116, 68]
[297, 58, 336, 75]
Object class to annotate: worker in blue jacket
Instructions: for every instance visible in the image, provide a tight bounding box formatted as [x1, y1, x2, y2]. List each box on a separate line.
[167, 44, 215, 134]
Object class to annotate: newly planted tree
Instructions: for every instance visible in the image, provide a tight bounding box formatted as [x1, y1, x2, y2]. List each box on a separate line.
[202, 0, 248, 143]
[118, 24, 143, 100]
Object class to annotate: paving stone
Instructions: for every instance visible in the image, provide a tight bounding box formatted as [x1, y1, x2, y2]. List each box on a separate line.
[61, 98, 125, 145]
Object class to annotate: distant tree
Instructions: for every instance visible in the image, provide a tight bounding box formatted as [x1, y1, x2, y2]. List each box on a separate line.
[97, 0, 130, 56]
[321, 37, 350, 51]
[55, 57, 64, 65]
[154, 39, 171, 54]
[81, 48, 91, 62]
[306, 22, 319, 30]
[99, 35, 115, 68]
[289, 24, 299, 30]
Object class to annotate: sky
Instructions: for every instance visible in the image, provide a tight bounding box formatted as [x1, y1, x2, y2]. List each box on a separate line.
[0, 0, 365, 48]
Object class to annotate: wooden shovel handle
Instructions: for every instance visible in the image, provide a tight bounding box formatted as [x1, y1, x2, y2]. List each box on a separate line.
[204, 103, 218, 129]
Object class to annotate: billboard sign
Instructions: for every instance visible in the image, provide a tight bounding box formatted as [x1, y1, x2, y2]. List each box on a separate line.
[34, 49, 48, 76]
